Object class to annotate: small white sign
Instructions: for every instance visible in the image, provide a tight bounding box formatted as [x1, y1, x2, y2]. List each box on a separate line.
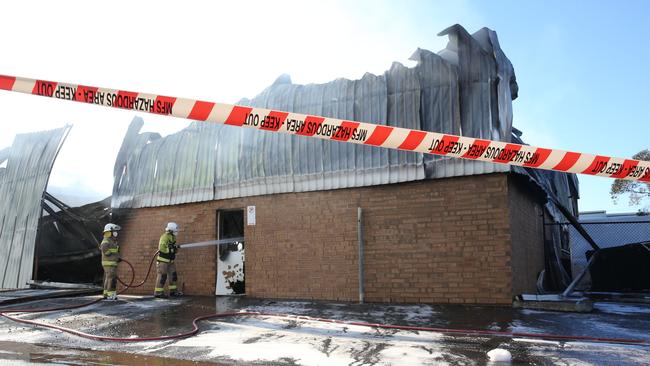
[247, 206, 256, 226]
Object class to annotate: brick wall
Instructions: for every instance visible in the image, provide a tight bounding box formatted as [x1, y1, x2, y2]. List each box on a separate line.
[116, 203, 219, 296]
[361, 174, 512, 304]
[116, 173, 538, 305]
[508, 175, 545, 296]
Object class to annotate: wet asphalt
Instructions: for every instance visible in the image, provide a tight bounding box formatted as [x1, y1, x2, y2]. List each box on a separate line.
[0, 295, 649, 365]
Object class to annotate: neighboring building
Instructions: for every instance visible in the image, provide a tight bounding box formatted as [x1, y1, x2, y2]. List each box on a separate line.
[113, 25, 577, 305]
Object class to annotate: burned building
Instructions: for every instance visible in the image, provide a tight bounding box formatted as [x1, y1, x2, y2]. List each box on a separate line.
[0, 125, 113, 289]
[112, 25, 578, 304]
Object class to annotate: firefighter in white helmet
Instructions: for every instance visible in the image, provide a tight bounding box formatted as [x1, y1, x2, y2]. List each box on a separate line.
[100, 223, 121, 300]
[154, 222, 182, 298]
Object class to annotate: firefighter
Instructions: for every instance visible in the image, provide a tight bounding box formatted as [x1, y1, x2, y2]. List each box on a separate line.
[100, 223, 121, 300]
[154, 222, 182, 298]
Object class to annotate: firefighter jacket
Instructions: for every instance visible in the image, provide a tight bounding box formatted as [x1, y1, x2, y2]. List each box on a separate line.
[157, 232, 178, 263]
[100, 237, 120, 267]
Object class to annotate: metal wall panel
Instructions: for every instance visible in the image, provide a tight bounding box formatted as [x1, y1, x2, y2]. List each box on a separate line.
[112, 25, 524, 209]
[0, 126, 70, 289]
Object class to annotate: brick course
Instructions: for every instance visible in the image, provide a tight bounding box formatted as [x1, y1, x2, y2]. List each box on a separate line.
[115, 173, 543, 305]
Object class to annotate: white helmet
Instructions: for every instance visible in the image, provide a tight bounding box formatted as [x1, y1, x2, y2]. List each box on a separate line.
[166, 222, 179, 234]
[103, 223, 121, 233]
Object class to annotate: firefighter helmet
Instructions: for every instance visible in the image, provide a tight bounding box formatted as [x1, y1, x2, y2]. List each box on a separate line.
[166, 222, 179, 234]
[103, 223, 121, 233]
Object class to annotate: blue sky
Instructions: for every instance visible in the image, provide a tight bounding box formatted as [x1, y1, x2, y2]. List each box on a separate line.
[0, 1, 648, 212]
[457, 0, 650, 212]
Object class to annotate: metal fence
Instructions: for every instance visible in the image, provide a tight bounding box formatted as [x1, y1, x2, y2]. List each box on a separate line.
[545, 220, 650, 287]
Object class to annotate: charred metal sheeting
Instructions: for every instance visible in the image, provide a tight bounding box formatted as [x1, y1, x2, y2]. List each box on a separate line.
[511, 128, 580, 222]
[0, 126, 70, 289]
[429, 25, 517, 179]
[0, 287, 100, 306]
[112, 24, 517, 209]
[510, 128, 580, 291]
[36, 194, 110, 284]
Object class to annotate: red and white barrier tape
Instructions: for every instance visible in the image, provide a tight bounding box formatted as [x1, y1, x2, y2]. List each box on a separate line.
[1, 74, 648, 182]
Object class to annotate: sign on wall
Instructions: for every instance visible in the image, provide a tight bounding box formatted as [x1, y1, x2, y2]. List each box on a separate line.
[247, 206, 256, 226]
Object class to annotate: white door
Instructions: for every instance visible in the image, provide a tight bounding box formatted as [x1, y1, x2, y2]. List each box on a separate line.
[216, 210, 245, 295]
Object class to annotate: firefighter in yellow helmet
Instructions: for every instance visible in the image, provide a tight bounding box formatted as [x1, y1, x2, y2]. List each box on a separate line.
[100, 223, 121, 300]
[154, 222, 182, 298]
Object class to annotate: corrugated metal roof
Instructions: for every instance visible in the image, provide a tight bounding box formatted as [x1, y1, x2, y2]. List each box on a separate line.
[510, 130, 579, 222]
[112, 24, 518, 209]
[0, 126, 70, 289]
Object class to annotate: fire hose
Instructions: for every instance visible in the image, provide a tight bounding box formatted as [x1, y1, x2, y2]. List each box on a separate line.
[1, 250, 649, 345]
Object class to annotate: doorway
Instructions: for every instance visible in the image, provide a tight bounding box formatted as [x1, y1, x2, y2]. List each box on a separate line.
[216, 209, 245, 295]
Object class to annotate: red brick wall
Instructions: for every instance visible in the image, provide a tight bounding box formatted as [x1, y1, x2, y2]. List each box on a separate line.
[116, 203, 219, 296]
[508, 175, 545, 296]
[361, 174, 512, 304]
[116, 173, 536, 305]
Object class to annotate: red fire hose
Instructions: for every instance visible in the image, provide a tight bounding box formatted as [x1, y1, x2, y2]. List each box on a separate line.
[116, 250, 158, 289]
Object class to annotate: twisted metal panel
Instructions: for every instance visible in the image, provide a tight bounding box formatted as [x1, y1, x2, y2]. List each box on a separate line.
[0, 126, 70, 289]
[112, 25, 521, 209]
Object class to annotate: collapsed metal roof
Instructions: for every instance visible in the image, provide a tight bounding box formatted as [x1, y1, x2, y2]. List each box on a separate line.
[0, 126, 70, 289]
[112, 24, 521, 209]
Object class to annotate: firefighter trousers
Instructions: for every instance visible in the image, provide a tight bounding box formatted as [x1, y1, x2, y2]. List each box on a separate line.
[102, 265, 117, 298]
[154, 261, 178, 295]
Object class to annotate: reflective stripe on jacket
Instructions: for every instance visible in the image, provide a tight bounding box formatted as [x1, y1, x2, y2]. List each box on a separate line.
[100, 237, 120, 267]
[157, 232, 177, 263]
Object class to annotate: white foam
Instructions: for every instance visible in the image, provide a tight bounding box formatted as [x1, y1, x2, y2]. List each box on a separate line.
[173, 316, 448, 365]
[513, 338, 561, 346]
[487, 348, 511, 362]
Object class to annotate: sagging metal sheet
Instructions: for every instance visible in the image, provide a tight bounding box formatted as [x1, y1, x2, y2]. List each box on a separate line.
[0, 126, 70, 289]
[112, 24, 518, 209]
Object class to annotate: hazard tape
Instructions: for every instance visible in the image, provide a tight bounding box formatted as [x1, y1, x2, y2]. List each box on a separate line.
[1, 74, 649, 182]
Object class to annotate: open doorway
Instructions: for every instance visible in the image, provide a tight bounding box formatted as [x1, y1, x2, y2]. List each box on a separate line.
[216, 209, 245, 295]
